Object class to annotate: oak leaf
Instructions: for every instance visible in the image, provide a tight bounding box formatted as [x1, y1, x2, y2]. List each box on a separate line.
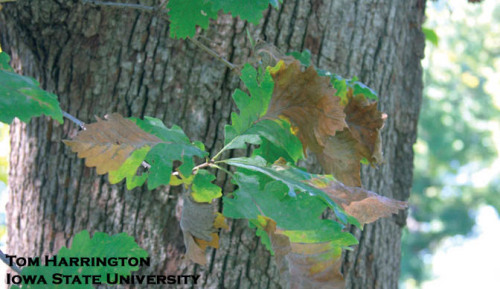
[64, 114, 206, 189]
[180, 196, 227, 265]
[264, 218, 346, 289]
[309, 177, 407, 225]
[63, 114, 161, 175]
[267, 60, 347, 153]
[315, 92, 385, 186]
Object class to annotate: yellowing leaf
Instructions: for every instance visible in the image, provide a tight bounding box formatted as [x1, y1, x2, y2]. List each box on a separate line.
[267, 60, 347, 153]
[191, 170, 222, 203]
[63, 114, 162, 175]
[214, 212, 229, 230]
[309, 177, 407, 225]
[169, 174, 194, 187]
[264, 218, 346, 289]
[64, 113, 207, 189]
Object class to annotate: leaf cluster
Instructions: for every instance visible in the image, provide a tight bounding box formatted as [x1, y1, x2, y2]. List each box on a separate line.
[1, 29, 405, 289]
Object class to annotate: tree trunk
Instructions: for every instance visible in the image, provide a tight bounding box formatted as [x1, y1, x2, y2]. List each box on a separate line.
[0, 0, 425, 288]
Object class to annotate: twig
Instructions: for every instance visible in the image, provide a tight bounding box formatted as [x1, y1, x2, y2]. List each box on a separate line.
[62, 111, 86, 130]
[189, 37, 238, 71]
[0, 250, 22, 274]
[82, 0, 155, 12]
[209, 163, 234, 177]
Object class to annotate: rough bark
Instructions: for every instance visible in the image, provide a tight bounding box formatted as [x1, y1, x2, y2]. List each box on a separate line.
[0, 0, 425, 288]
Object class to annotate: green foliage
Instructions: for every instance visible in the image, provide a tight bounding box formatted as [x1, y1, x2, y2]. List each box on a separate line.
[422, 27, 439, 46]
[401, 1, 500, 285]
[212, 0, 269, 24]
[191, 170, 222, 202]
[131, 117, 207, 189]
[12, 230, 148, 289]
[286, 49, 311, 66]
[223, 64, 303, 162]
[166, 0, 280, 38]
[0, 52, 63, 124]
[1, 6, 403, 286]
[288, 50, 378, 102]
[224, 172, 358, 246]
[166, 0, 217, 39]
[221, 156, 358, 227]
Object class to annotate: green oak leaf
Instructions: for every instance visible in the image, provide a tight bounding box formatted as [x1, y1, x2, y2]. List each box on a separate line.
[132, 117, 207, 189]
[108, 146, 151, 190]
[287, 49, 311, 66]
[212, 0, 269, 24]
[144, 143, 205, 190]
[351, 77, 378, 100]
[191, 169, 222, 202]
[0, 52, 63, 124]
[166, 0, 218, 39]
[224, 172, 357, 247]
[17, 230, 148, 289]
[221, 156, 360, 227]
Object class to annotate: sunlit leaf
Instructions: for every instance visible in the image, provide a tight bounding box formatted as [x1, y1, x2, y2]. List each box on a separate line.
[422, 27, 439, 46]
[191, 169, 222, 203]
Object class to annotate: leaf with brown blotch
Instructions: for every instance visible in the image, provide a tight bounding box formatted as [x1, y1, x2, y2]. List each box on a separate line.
[64, 113, 207, 189]
[180, 196, 227, 265]
[266, 60, 347, 153]
[309, 177, 407, 225]
[313, 92, 385, 186]
[63, 113, 162, 175]
[317, 130, 362, 187]
[344, 92, 385, 163]
[264, 218, 346, 289]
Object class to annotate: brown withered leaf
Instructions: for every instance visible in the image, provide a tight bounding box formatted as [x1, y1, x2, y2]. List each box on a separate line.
[344, 92, 385, 163]
[180, 196, 227, 265]
[264, 217, 292, 273]
[264, 218, 345, 289]
[63, 113, 161, 175]
[267, 60, 347, 153]
[309, 177, 407, 225]
[314, 92, 385, 186]
[317, 131, 362, 187]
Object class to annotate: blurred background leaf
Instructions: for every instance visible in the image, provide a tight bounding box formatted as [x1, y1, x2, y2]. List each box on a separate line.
[401, 0, 500, 287]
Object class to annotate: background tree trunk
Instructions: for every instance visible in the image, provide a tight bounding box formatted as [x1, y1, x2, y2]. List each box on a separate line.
[0, 0, 425, 288]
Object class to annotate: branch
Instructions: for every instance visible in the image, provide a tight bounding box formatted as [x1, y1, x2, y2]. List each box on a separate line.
[0, 250, 22, 274]
[82, 0, 155, 12]
[62, 111, 86, 130]
[189, 37, 238, 71]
